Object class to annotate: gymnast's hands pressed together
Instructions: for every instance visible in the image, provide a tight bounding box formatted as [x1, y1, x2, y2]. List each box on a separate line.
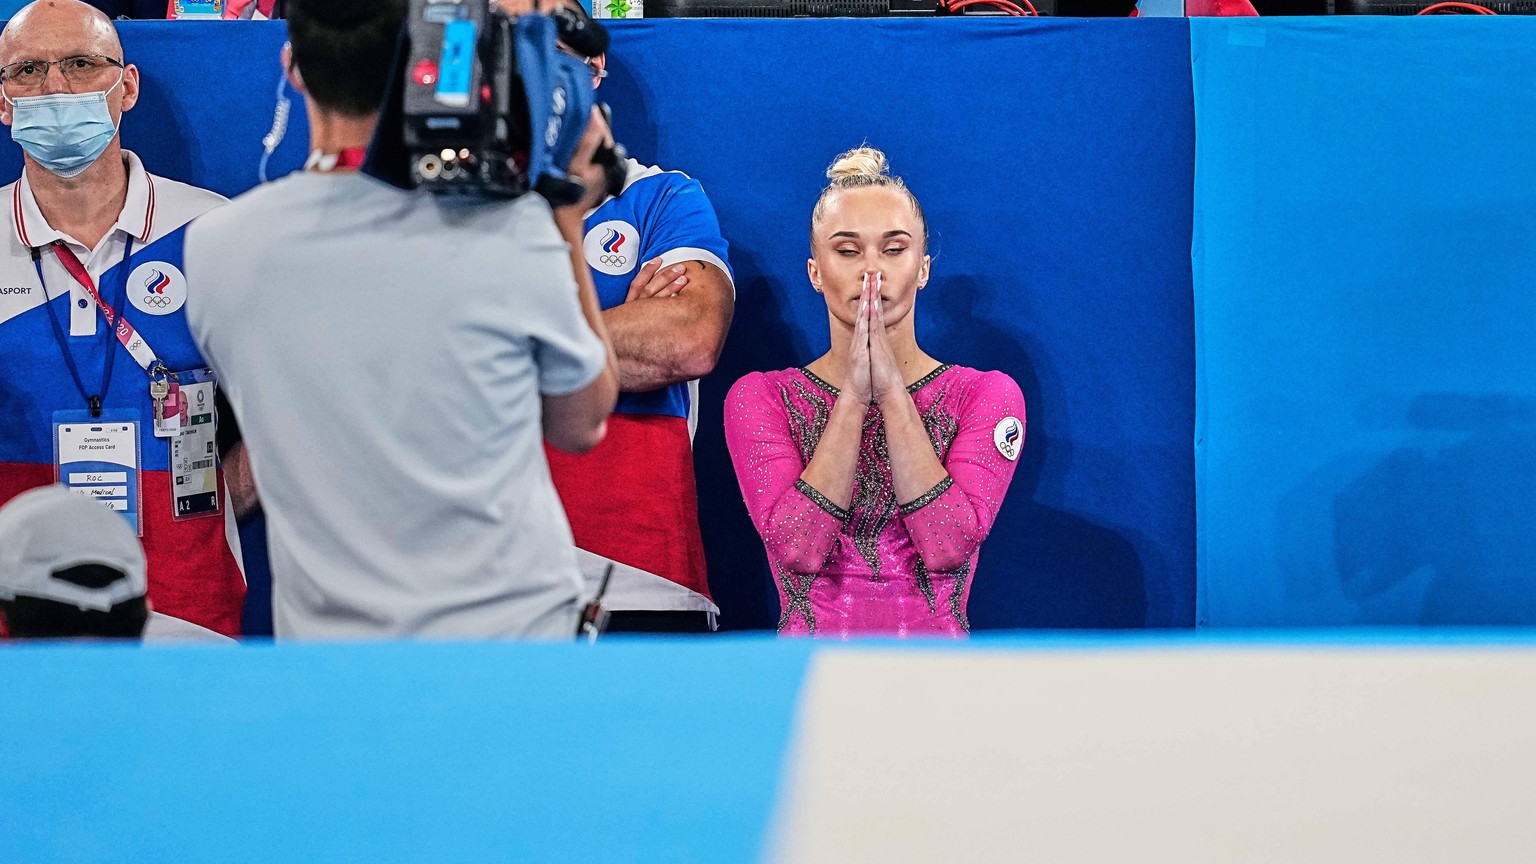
[723, 146, 1026, 635]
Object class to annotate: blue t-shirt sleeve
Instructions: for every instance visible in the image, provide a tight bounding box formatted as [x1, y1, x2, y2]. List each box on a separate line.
[638, 177, 733, 284]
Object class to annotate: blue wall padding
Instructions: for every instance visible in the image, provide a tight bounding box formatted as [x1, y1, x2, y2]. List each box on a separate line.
[1191, 18, 1536, 625]
[0, 638, 817, 863]
[0, 20, 1198, 631]
[598, 20, 1198, 629]
[0, 23, 311, 199]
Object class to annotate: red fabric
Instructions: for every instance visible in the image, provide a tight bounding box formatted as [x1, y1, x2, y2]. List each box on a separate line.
[0, 463, 245, 636]
[544, 414, 711, 600]
[1185, 0, 1260, 15]
[332, 148, 368, 170]
[221, 0, 279, 18]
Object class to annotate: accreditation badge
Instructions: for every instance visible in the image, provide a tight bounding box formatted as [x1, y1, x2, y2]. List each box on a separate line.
[169, 369, 221, 521]
[53, 410, 143, 536]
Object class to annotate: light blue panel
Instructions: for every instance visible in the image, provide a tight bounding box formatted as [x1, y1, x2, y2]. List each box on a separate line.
[0, 638, 814, 863]
[10, 633, 1536, 861]
[1192, 18, 1536, 625]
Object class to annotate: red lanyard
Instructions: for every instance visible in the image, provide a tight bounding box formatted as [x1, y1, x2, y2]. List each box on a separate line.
[46, 241, 161, 373]
[333, 148, 367, 170]
[33, 239, 166, 417]
[53, 242, 116, 320]
[305, 148, 368, 172]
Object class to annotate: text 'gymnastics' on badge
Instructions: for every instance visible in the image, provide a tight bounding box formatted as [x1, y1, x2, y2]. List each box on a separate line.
[53, 411, 143, 535]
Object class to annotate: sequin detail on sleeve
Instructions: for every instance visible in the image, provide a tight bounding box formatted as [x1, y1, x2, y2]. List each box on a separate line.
[914, 557, 937, 613]
[795, 479, 850, 522]
[899, 475, 954, 516]
[723, 372, 845, 577]
[949, 561, 973, 632]
[725, 366, 1023, 639]
[901, 371, 1027, 575]
[775, 562, 817, 634]
[782, 379, 831, 462]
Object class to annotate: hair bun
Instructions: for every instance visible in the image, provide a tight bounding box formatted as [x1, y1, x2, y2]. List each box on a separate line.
[826, 146, 890, 181]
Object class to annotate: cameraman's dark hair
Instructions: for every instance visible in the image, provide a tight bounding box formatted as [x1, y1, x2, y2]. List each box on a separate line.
[287, 0, 408, 117]
[0, 596, 148, 640]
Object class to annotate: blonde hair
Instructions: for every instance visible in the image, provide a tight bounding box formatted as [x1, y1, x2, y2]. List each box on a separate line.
[810, 145, 929, 249]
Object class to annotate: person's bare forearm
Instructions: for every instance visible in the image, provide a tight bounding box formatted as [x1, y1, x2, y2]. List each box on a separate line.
[223, 443, 260, 521]
[604, 287, 729, 391]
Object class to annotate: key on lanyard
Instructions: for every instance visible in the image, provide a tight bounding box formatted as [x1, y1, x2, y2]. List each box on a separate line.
[149, 375, 169, 424]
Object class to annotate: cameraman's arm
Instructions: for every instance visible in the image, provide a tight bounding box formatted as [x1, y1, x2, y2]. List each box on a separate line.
[214, 391, 260, 520]
[540, 110, 621, 453]
[541, 207, 619, 453]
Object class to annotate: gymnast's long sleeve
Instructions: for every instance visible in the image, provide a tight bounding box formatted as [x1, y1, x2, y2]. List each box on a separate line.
[724, 365, 1025, 637]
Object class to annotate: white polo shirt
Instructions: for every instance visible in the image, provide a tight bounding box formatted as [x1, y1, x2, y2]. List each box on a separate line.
[183, 170, 607, 640]
[0, 152, 247, 637]
[3, 151, 225, 337]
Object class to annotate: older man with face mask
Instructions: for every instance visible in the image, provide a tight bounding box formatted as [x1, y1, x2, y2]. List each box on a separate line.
[0, 0, 249, 639]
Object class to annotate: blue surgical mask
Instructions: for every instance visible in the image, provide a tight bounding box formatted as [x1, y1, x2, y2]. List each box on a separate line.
[5, 76, 123, 179]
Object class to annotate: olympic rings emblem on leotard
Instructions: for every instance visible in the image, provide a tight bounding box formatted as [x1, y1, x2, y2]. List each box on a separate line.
[599, 254, 627, 267]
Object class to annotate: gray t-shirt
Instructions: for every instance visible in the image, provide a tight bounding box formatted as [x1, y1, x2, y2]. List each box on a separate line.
[185, 172, 605, 639]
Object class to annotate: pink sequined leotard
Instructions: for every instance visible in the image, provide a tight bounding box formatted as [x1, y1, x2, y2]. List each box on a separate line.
[724, 365, 1025, 637]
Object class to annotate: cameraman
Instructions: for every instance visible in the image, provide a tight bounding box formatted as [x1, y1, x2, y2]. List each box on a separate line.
[182, 0, 620, 639]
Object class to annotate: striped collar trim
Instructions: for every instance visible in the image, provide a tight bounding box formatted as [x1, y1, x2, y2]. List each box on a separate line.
[11, 150, 156, 250]
[798, 363, 954, 398]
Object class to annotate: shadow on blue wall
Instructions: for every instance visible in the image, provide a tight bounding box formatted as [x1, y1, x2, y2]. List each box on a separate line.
[1335, 395, 1536, 624]
[122, 66, 199, 189]
[1275, 394, 1536, 625]
[932, 278, 1148, 629]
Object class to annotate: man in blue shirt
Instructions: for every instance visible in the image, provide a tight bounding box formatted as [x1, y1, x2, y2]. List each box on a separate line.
[527, 0, 735, 633]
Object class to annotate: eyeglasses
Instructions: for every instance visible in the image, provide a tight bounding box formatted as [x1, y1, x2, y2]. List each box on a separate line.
[556, 46, 607, 79]
[0, 55, 124, 93]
